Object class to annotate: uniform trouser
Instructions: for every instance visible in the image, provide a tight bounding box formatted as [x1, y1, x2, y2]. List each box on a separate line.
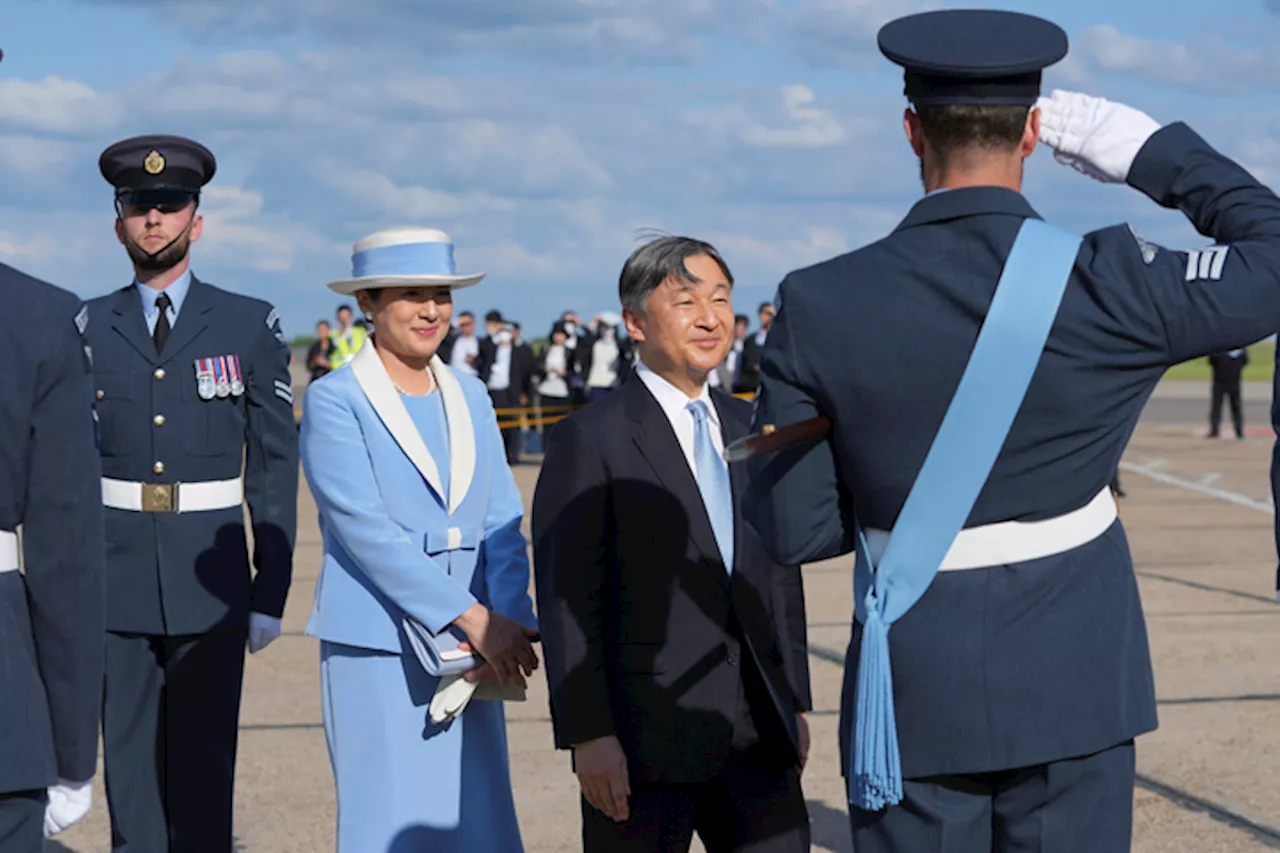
[1209, 377, 1244, 437]
[0, 791, 44, 853]
[850, 740, 1135, 853]
[487, 387, 523, 464]
[102, 628, 247, 853]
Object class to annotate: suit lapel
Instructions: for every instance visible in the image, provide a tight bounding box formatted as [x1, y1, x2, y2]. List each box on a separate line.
[350, 343, 447, 507]
[625, 380, 729, 586]
[429, 355, 475, 515]
[109, 285, 157, 364]
[158, 277, 212, 365]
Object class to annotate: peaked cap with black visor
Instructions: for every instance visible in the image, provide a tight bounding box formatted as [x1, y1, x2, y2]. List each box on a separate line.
[877, 9, 1068, 108]
[99, 134, 216, 262]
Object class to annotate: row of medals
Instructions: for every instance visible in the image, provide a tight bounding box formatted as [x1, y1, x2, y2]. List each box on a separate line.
[195, 357, 245, 401]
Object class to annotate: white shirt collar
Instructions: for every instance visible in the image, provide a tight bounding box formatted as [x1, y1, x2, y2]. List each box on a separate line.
[635, 360, 719, 429]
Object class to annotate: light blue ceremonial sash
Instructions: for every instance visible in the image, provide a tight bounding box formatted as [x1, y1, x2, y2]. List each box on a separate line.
[849, 218, 1082, 811]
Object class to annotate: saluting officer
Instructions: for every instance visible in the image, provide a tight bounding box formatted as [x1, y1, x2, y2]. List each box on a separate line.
[746, 10, 1280, 853]
[86, 134, 299, 851]
[0, 47, 107, 853]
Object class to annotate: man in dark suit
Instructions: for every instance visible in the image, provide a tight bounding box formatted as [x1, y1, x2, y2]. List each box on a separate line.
[0, 268, 105, 845]
[533, 236, 812, 852]
[1208, 348, 1249, 438]
[89, 134, 298, 852]
[735, 302, 774, 395]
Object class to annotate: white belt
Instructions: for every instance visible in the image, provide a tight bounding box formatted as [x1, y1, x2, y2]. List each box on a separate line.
[865, 488, 1118, 572]
[101, 477, 243, 514]
[0, 531, 18, 574]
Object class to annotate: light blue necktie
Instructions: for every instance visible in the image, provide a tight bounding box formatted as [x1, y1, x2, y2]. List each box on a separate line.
[848, 219, 1083, 811]
[688, 400, 734, 574]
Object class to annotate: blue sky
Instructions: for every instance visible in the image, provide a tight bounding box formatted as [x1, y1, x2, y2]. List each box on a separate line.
[3, 0, 1280, 340]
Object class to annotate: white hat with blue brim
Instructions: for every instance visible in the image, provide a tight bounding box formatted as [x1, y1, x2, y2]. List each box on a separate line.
[327, 226, 486, 295]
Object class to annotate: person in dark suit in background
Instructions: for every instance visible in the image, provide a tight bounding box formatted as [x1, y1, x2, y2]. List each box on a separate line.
[533, 236, 812, 853]
[1208, 347, 1249, 438]
[736, 302, 774, 395]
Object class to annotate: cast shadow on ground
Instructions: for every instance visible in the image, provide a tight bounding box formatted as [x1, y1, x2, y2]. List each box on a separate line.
[808, 799, 853, 853]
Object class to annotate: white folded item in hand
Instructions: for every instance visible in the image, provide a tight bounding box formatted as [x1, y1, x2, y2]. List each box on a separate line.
[403, 616, 479, 677]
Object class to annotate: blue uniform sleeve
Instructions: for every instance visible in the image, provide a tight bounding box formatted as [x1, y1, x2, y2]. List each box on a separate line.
[300, 381, 478, 634]
[742, 282, 855, 567]
[531, 416, 616, 749]
[243, 304, 299, 618]
[476, 392, 537, 630]
[1124, 122, 1280, 364]
[25, 302, 106, 783]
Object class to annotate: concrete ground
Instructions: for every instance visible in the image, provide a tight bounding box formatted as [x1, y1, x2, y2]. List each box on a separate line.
[48, 379, 1280, 852]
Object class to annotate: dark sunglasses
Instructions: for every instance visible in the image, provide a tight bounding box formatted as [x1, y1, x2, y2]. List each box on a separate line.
[116, 189, 198, 215]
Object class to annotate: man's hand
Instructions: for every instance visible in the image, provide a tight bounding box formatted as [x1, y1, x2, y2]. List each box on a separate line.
[574, 735, 630, 822]
[796, 713, 810, 775]
[454, 604, 539, 684]
[44, 779, 92, 837]
[248, 613, 282, 654]
[458, 642, 528, 690]
[1036, 89, 1161, 184]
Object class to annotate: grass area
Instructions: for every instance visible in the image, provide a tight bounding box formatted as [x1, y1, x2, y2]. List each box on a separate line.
[1163, 341, 1274, 381]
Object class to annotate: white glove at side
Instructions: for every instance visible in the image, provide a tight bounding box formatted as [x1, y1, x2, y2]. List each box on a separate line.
[248, 613, 282, 654]
[44, 779, 92, 837]
[429, 673, 479, 724]
[1036, 89, 1162, 184]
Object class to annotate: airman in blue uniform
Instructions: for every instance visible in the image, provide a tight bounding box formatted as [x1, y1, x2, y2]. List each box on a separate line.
[0, 51, 106, 851]
[746, 10, 1280, 852]
[86, 134, 298, 852]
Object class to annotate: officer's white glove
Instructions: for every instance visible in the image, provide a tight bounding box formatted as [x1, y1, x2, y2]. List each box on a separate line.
[248, 613, 282, 654]
[1036, 89, 1161, 184]
[429, 673, 479, 725]
[44, 779, 92, 837]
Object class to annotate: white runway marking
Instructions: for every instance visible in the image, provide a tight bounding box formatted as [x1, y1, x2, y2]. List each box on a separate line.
[1119, 458, 1273, 515]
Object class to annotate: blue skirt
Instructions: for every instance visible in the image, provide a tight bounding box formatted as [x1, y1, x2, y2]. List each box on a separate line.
[320, 641, 524, 852]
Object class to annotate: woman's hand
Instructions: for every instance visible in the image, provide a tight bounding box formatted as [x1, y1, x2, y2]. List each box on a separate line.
[453, 603, 539, 684]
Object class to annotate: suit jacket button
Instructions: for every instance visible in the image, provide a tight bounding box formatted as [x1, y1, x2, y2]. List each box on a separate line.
[727, 650, 739, 667]
[153, 461, 165, 475]
[153, 415, 166, 427]
[154, 368, 166, 381]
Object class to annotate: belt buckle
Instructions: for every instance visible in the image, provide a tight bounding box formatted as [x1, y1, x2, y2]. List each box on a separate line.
[141, 483, 179, 513]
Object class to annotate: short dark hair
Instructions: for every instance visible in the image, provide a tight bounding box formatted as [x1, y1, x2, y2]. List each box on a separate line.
[512, 322, 521, 331]
[485, 310, 503, 324]
[336, 303, 352, 314]
[758, 302, 773, 314]
[619, 235, 733, 315]
[915, 104, 1030, 162]
[734, 314, 748, 325]
[458, 311, 474, 320]
[316, 319, 330, 327]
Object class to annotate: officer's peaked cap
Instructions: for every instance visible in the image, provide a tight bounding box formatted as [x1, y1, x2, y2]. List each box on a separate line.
[99, 135, 216, 196]
[878, 10, 1068, 108]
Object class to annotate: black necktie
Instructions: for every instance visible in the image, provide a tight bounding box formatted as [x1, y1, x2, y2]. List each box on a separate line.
[153, 292, 172, 354]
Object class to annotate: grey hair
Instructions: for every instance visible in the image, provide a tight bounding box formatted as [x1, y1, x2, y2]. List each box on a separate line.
[618, 234, 734, 315]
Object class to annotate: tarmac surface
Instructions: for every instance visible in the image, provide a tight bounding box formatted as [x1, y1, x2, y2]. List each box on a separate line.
[46, 378, 1280, 852]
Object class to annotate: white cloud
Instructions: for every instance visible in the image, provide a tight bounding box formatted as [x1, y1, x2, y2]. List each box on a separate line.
[741, 85, 846, 148]
[316, 167, 517, 219]
[0, 135, 82, 173]
[196, 186, 345, 274]
[0, 76, 118, 134]
[773, 0, 924, 68]
[1074, 24, 1280, 94]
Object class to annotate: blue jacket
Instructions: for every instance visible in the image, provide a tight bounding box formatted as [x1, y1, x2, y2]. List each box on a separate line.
[301, 342, 536, 654]
[0, 263, 105, 793]
[747, 123, 1280, 778]
[86, 276, 298, 635]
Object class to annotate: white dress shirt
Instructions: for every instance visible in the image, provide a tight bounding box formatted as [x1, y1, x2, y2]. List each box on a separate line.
[450, 334, 479, 376]
[487, 343, 512, 391]
[635, 360, 724, 480]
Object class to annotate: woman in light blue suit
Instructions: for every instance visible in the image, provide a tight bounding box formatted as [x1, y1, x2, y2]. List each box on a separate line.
[300, 226, 540, 852]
